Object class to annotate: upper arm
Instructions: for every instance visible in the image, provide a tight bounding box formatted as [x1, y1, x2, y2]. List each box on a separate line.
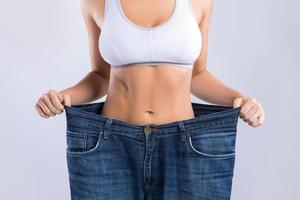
[80, 0, 110, 80]
[191, 0, 214, 76]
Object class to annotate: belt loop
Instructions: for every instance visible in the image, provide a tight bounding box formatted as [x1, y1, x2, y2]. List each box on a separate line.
[103, 118, 113, 140]
[178, 121, 187, 142]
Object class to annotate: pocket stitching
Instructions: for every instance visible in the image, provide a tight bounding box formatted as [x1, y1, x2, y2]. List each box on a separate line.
[66, 130, 103, 155]
[66, 130, 98, 137]
[190, 131, 236, 139]
[188, 135, 235, 158]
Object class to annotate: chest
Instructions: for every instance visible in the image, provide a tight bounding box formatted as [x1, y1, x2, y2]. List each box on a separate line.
[98, 0, 202, 68]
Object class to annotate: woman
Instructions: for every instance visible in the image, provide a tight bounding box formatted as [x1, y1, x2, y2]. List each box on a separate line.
[35, 0, 265, 199]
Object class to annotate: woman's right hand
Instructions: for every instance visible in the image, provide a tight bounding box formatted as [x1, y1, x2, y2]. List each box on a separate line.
[35, 89, 71, 118]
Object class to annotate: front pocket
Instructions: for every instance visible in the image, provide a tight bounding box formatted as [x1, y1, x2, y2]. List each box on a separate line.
[187, 132, 236, 158]
[66, 130, 103, 155]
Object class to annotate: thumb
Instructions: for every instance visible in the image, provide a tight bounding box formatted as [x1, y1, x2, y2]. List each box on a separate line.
[57, 92, 64, 102]
[63, 94, 71, 106]
[233, 97, 244, 108]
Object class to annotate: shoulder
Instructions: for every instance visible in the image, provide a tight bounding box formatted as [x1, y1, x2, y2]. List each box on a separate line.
[80, 0, 105, 29]
[193, 0, 214, 8]
[80, 0, 103, 9]
[202, 0, 214, 14]
[80, 0, 104, 17]
[190, 0, 214, 25]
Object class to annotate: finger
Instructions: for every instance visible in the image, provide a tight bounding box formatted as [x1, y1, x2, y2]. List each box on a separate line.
[249, 107, 264, 127]
[255, 103, 265, 123]
[250, 121, 260, 127]
[244, 106, 259, 121]
[38, 97, 55, 116]
[35, 103, 49, 118]
[42, 93, 61, 114]
[63, 94, 71, 106]
[257, 111, 265, 124]
[240, 98, 254, 118]
[249, 110, 261, 125]
[57, 92, 64, 102]
[250, 117, 262, 127]
[49, 90, 64, 111]
[233, 97, 243, 108]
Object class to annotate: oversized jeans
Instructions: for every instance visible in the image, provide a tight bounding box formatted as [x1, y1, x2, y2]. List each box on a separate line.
[64, 101, 241, 200]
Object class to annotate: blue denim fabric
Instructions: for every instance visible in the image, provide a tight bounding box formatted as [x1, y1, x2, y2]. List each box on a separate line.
[64, 101, 241, 200]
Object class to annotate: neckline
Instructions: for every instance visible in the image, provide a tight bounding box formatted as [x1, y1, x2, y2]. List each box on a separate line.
[116, 0, 178, 30]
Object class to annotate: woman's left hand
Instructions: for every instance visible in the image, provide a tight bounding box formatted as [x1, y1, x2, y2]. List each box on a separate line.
[233, 96, 265, 127]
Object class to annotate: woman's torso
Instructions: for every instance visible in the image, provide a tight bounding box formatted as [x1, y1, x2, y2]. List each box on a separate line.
[92, 0, 202, 126]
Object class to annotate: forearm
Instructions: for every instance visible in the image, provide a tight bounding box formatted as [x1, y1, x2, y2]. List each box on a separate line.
[58, 71, 109, 105]
[190, 69, 245, 106]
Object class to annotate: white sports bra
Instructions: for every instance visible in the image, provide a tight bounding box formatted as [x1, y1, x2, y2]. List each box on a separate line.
[99, 0, 202, 69]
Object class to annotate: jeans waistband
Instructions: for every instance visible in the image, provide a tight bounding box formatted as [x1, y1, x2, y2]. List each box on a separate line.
[64, 101, 240, 137]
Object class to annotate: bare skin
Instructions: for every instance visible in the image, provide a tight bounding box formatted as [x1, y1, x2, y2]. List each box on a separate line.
[35, 0, 265, 127]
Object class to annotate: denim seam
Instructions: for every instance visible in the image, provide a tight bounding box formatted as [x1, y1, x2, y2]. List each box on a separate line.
[189, 126, 237, 134]
[187, 119, 236, 131]
[66, 123, 104, 133]
[66, 130, 103, 155]
[66, 117, 238, 135]
[110, 131, 144, 141]
[190, 131, 236, 139]
[157, 132, 187, 138]
[66, 130, 99, 137]
[187, 136, 236, 158]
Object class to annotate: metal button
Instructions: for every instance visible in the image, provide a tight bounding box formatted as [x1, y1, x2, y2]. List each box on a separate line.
[144, 126, 152, 135]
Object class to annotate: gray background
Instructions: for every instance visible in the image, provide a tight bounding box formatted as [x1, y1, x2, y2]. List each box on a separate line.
[0, 0, 299, 199]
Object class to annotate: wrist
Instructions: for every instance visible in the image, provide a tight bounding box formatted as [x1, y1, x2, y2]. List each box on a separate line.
[232, 92, 248, 104]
